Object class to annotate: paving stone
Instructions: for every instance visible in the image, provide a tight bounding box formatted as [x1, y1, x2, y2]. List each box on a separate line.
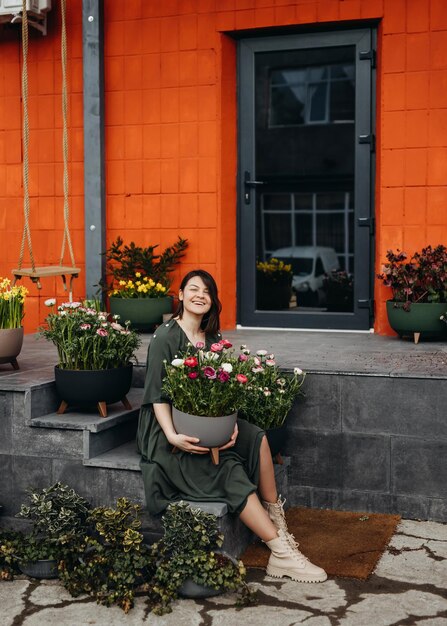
[396, 519, 447, 542]
[376, 543, 447, 588]
[340, 590, 447, 625]
[253, 578, 346, 613]
[208, 605, 312, 625]
[28, 580, 77, 605]
[0, 579, 29, 624]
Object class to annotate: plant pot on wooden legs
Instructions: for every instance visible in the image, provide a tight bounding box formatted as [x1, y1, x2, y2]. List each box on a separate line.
[0, 278, 27, 369]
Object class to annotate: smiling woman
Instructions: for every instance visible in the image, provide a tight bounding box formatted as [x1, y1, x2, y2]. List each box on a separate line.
[136, 268, 327, 584]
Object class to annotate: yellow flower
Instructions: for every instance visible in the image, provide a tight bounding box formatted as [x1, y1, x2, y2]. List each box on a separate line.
[136, 280, 141, 286]
[135, 272, 141, 278]
[119, 280, 126, 286]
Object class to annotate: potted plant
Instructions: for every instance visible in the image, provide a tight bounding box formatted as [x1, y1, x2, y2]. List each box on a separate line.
[378, 245, 447, 343]
[239, 347, 306, 461]
[323, 270, 354, 312]
[40, 301, 141, 416]
[104, 236, 188, 331]
[256, 258, 293, 310]
[59, 498, 155, 614]
[147, 502, 253, 615]
[0, 278, 28, 370]
[162, 340, 253, 464]
[12, 482, 90, 579]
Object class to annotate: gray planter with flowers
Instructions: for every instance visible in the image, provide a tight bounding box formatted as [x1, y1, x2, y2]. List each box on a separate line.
[0, 278, 27, 369]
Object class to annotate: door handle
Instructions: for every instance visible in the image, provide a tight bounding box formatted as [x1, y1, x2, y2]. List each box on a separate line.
[244, 171, 264, 204]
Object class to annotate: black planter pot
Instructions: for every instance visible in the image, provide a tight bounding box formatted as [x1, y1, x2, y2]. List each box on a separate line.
[266, 425, 287, 457]
[55, 364, 133, 417]
[18, 559, 59, 579]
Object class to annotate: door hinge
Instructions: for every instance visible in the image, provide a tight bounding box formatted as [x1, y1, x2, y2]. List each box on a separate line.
[359, 49, 376, 68]
[357, 216, 375, 235]
[357, 299, 374, 315]
[358, 133, 375, 153]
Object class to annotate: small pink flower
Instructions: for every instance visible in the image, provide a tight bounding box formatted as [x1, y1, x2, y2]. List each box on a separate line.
[252, 366, 264, 374]
[265, 359, 276, 366]
[96, 328, 108, 337]
[254, 356, 261, 366]
[203, 366, 217, 379]
[79, 323, 91, 330]
[195, 341, 205, 349]
[111, 322, 123, 331]
[210, 343, 223, 353]
[236, 374, 248, 384]
[238, 354, 248, 362]
[217, 370, 230, 383]
[188, 372, 199, 379]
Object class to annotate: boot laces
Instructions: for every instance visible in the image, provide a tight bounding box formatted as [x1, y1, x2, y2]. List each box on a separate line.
[286, 532, 310, 564]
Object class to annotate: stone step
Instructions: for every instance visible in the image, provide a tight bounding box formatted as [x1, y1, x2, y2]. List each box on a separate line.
[84, 439, 140, 469]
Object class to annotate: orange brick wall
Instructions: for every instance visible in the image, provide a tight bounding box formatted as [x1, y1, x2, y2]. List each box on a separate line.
[1, 0, 447, 334]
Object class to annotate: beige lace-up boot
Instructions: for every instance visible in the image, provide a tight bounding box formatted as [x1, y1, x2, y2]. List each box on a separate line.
[263, 495, 288, 534]
[265, 529, 327, 583]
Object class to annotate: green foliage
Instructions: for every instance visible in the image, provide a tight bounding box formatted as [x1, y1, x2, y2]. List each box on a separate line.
[147, 502, 255, 615]
[0, 531, 22, 580]
[103, 236, 188, 293]
[59, 498, 155, 614]
[17, 482, 90, 541]
[40, 301, 141, 370]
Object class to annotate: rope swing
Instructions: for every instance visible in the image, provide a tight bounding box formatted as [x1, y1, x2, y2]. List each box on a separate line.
[12, 0, 80, 301]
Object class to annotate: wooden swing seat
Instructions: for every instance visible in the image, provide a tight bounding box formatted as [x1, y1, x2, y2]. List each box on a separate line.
[12, 266, 81, 300]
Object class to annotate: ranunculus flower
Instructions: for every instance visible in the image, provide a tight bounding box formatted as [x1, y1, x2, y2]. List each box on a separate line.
[265, 359, 276, 366]
[80, 323, 91, 330]
[171, 358, 184, 367]
[188, 371, 198, 379]
[236, 374, 248, 384]
[252, 366, 264, 374]
[44, 298, 56, 307]
[210, 343, 223, 352]
[217, 370, 230, 383]
[239, 354, 248, 362]
[195, 341, 205, 349]
[111, 322, 124, 331]
[184, 356, 198, 368]
[254, 356, 261, 366]
[203, 366, 217, 379]
[256, 349, 268, 356]
[221, 363, 233, 373]
[219, 339, 233, 348]
[96, 328, 108, 337]
[263, 389, 272, 396]
[294, 367, 303, 375]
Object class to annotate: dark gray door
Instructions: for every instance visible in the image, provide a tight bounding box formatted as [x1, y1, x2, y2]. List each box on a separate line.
[238, 29, 375, 330]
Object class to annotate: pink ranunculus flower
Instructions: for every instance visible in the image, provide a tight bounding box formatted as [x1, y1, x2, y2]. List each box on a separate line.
[254, 356, 261, 366]
[203, 366, 217, 379]
[236, 374, 248, 384]
[217, 370, 230, 383]
[195, 341, 205, 349]
[265, 359, 276, 366]
[239, 353, 248, 362]
[111, 322, 124, 331]
[252, 366, 264, 374]
[188, 371, 199, 379]
[210, 343, 224, 353]
[80, 323, 91, 330]
[96, 328, 108, 337]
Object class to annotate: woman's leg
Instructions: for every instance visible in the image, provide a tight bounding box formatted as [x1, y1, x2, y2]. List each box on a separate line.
[239, 493, 278, 542]
[258, 435, 278, 504]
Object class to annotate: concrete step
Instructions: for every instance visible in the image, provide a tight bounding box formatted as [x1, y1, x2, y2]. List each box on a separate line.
[84, 439, 140, 470]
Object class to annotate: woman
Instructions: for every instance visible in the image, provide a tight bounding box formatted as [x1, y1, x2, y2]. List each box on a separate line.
[137, 269, 326, 583]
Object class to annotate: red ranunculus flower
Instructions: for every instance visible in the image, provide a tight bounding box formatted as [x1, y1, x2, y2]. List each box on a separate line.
[219, 339, 233, 348]
[210, 343, 223, 352]
[188, 371, 198, 379]
[184, 356, 198, 368]
[236, 374, 248, 384]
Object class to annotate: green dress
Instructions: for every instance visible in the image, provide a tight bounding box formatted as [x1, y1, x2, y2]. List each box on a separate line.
[137, 318, 265, 516]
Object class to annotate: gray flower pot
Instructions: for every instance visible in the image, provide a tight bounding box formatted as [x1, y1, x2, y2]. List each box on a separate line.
[18, 559, 59, 579]
[178, 551, 238, 599]
[0, 327, 24, 369]
[172, 407, 237, 448]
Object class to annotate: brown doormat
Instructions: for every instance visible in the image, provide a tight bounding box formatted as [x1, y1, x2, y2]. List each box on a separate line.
[240, 507, 401, 580]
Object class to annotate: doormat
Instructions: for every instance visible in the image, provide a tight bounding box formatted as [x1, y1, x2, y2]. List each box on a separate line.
[240, 507, 401, 580]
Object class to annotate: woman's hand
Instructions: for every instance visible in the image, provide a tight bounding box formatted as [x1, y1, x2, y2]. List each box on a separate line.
[168, 433, 209, 454]
[218, 423, 239, 451]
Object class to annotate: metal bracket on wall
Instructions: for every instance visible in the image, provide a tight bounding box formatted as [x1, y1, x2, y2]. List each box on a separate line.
[358, 133, 375, 153]
[358, 216, 375, 235]
[359, 49, 376, 68]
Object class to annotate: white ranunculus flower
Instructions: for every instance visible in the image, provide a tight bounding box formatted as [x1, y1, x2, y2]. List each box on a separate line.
[256, 349, 268, 356]
[44, 298, 56, 307]
[221, 363, 233, 373]
[171, 358, 184, 367]
[294, 367, 303, 375]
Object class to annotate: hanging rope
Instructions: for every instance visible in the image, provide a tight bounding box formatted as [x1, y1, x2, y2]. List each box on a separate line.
[18, 0, 35, 272]
[59, 0, 76, 267]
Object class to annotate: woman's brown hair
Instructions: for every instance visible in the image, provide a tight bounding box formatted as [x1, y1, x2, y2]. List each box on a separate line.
[171, 269, 221, 335]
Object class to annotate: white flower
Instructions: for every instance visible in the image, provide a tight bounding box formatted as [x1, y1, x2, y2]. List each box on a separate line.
[44, 298, 56, 307]
[171, 358, 184, 367]
[98, 314, 107, 321]
[294, 367, 303, 375]
[263, 390, 272, 396]
[279, 389, 285, 394]
[252, 366, 264, 374]
[256, 349, 268, 356]
[113, 314, 120, 321]
[111, 322, 123, 331]
[221, 363, 233, 373]
[268, 353, 275, 360]
[254, 356, 261, 366]
[265, 359, 276, 366]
